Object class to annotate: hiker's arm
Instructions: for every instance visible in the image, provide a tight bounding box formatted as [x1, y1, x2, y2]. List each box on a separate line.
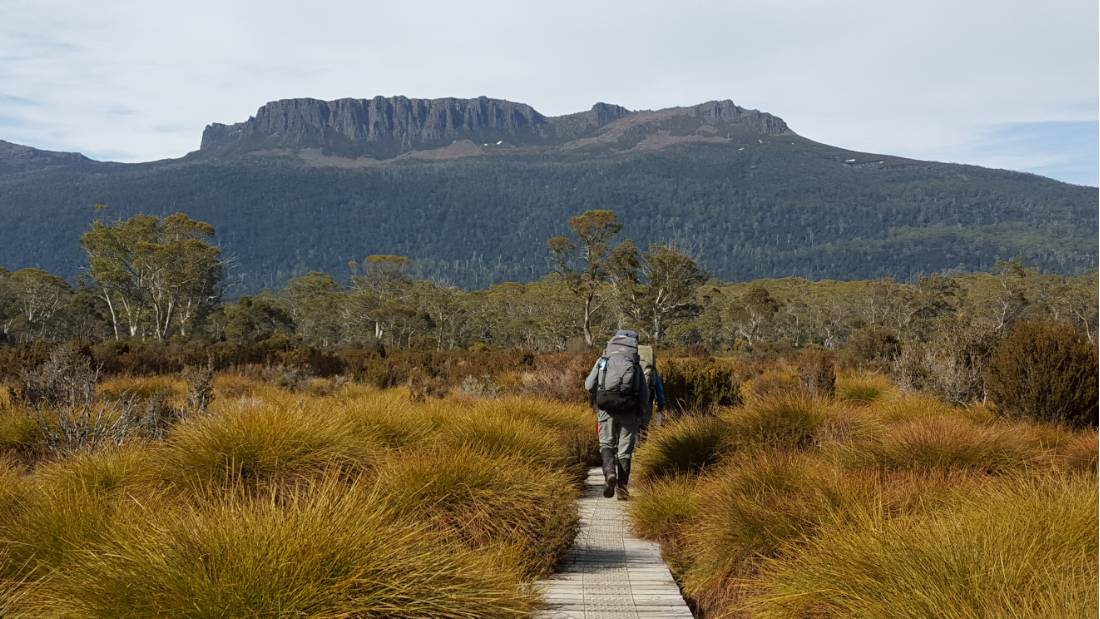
[637, 367, 649, 418]
[583, 361, 599, 392]
[654, 372, 666, 410]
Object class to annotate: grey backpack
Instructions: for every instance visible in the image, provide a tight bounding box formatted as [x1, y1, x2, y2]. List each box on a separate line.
[595, 330, 641, 415]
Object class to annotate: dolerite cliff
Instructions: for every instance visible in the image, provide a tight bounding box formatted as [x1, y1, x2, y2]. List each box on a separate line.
[198, 96, 788, 159]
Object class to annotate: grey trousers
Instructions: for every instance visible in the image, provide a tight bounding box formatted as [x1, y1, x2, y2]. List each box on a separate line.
[597, 409, 640, 463]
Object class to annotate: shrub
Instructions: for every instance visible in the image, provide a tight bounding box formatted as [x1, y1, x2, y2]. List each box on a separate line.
[40, 477, 535, 618]
[986, 320, 1099, 429]
[742, 473, 1099, 619]
[633, 415, 731, 482]
[797, 348, 836, 398]
[847, 325, 902, 366]
[662, 358, 741, 412]
[373, 447, 578, 577]
[725, 393, 827, 451]
[16, 345, 97, 408]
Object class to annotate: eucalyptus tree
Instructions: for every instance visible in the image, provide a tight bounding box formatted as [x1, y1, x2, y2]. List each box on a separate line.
[80, 213, 223, 339]
[548, 210, 623, 346]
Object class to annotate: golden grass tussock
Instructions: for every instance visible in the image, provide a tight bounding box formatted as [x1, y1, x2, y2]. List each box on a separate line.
[373, 446, 578, 577]
[435, 406, 569, 470]
[836, 371, 895, 405]
[724, 392, 829, 451]
[633, 414, 732, 482]
[630, 475, 700, 542]
[0, 409, 38, 456]
[158, 402, 376, 487]
[38, 475, 537, 618]
[845, 415, 1052, 474]
[0, 465, 135, 581]
[1058, 430, 1098, 474]
[739, 366, 801, 401]
[741, 471, 1099, 619]
[96, 375, 187, 408]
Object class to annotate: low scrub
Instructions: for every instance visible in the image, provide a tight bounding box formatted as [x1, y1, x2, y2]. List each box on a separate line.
[986, 320, 1099, 429]
[662, 358, 741, 412]
[743, 473, 1098, 618]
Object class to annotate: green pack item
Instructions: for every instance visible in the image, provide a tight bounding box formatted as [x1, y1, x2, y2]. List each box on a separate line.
[638, 345, 656, 389]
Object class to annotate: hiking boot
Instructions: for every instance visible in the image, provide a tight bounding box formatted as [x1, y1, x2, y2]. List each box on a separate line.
[600, 448, 617, 498]
[616, 485, 630, 501]
[615, 458, 631, 501]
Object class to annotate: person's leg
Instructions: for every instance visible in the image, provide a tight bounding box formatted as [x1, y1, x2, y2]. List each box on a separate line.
[596, 409, 619, 498]
[614, 413, 640, 500]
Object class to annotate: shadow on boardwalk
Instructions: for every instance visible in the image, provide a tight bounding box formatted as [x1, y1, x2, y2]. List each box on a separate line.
[537, 468, 693, 619]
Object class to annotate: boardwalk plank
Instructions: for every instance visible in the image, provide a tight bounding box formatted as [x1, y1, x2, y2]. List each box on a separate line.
[536, 468, 693, 618]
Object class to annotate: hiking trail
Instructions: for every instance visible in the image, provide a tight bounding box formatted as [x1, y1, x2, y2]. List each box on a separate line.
[536, 467, 693, 618]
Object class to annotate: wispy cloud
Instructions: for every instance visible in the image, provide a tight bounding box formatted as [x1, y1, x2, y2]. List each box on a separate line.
[0, 0, 1095, 183]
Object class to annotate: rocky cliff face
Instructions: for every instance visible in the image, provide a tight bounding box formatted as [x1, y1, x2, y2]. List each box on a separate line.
[199, 96, 788, 159]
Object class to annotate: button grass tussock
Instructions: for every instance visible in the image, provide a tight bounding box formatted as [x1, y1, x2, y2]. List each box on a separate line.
[628, 368, 1098, 618]
[0, 379, 595, 617]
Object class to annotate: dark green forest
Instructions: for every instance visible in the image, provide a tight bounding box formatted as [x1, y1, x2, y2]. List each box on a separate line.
[1, 137, 1095, 293]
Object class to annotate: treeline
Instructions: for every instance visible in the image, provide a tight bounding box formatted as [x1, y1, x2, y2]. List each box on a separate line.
[1, 211, 1096, 382]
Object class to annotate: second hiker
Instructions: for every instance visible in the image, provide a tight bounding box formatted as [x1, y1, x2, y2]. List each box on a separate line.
[585, 330, 648, 500]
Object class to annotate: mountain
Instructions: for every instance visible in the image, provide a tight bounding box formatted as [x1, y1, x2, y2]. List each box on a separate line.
[197, 96, 785, 160]
[0, 140, 95, 175]
[0, 96, 1095, 293]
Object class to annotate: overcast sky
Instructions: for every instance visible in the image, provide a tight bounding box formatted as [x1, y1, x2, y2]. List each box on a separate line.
[1, 0, 1096, 185]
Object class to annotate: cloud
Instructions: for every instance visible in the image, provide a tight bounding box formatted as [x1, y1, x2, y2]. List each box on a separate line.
[0, 0, 1095, 183]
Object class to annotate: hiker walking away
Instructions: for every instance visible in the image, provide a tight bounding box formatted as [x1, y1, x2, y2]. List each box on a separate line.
[585, 330, 648, 500]
[638, 344, 666, 436]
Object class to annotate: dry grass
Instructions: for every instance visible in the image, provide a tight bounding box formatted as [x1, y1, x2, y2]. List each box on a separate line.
[633, 414, 732, 482]
[374, 446, 578, 577]
[39, 476, 537, 618]
[157, 403, 376, 488]
[724, 392, 828, 451]
[742, 472, 1098, 618]
[836, 371, 895, 405]
[97, 375, 186, 408]
[0, 380, 593, 615]
[845, 415, 1051, 473]
[630, 366, 1097, 618]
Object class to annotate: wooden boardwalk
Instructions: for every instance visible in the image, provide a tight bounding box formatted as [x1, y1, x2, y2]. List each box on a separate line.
[537, 468, 693, 619]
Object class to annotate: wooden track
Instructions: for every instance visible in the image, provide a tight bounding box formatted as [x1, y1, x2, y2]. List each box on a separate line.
[536, 468, 693, 618]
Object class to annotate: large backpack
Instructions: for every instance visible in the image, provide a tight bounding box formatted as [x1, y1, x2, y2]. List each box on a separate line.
[594, 330, 641, 415]
[638, 345, 656, 393]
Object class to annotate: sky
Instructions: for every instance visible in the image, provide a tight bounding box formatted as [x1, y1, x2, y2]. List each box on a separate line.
[0, 0, 1097, 186]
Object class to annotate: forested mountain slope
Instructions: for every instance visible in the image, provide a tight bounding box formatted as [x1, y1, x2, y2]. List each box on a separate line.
[0, 97, 1095, 293]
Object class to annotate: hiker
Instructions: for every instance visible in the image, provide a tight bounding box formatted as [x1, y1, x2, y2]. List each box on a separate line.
[638, 344, 666, 436]
[585, 330, 648, 500]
